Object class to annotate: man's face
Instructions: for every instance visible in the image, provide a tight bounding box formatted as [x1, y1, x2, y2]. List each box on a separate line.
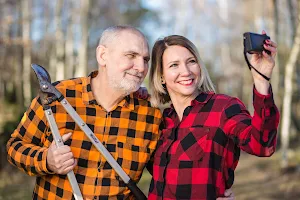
[104, 31, 150, 94]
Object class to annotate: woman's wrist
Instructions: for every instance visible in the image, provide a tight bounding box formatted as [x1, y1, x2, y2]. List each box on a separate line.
[253, 78, 270, 95]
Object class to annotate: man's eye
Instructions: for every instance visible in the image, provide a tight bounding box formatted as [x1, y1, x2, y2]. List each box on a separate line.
[126, 54, 135, 58]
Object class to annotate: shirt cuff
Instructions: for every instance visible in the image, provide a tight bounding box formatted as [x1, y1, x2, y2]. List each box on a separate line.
[253, 84, 275, 110]
[40, 148, 55, 175]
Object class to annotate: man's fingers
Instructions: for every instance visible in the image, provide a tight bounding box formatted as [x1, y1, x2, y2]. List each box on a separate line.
[62, 157, 76, 169]
[50, 132, 72, 148]
[61, 159, 77, 174]
[224, 189, 233, 196]
[60, 151, 74, 160]
[217, 198, 234, 200]
[55, 145, 72, 155]
[62, 132, 73, 142]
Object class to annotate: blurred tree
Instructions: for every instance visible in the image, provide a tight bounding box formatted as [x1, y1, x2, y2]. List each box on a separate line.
[270, 0, 280, 108]
[65, 0, 75, 79]
[0, 0, 10, 104]
[55, 0, 65, 81]
[75, 0, 90, 77]
[22, 0, 32, 107]
[280, 3, 300, 169]
[14, 1, 24, 112]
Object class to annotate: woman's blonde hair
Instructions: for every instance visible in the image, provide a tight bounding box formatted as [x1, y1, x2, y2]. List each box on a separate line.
[149, 35, 216, 107]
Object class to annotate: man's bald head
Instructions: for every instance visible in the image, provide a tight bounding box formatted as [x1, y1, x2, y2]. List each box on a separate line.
[99, 25, 148, 47]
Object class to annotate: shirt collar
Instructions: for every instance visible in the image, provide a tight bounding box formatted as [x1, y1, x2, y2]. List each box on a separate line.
[82, 71, 135, 111]
[165, 91, 215, 117]
[193, 91, 215, 104]
[82, 71, 98, 105]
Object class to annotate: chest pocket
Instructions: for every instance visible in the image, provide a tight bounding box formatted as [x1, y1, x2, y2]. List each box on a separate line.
[116, 141, 151, 181]
[177, 126, 209, 161]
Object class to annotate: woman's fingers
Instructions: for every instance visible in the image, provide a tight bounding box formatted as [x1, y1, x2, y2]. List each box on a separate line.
[265, 39, 277, 48]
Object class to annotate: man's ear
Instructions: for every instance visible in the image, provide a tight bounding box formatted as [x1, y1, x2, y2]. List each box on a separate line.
[96, 45, 107, 66]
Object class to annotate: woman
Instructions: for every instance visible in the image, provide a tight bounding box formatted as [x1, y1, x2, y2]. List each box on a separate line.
[147, 33, 279, 199]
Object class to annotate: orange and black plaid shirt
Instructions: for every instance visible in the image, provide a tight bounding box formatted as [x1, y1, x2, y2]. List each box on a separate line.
[7, 71, 162, 200]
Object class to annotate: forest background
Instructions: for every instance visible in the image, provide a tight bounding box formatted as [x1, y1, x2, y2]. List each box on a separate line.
[0, 0, 300, 199]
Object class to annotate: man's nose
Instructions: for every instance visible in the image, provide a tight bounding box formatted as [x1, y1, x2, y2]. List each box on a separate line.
[134, 58, 147, 73]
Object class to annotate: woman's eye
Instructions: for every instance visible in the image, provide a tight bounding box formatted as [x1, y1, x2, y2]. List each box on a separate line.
[170, 63, 178, 68]
[189, 59, 196, 63]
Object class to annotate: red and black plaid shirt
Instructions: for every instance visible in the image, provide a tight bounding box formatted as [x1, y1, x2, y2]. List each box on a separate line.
[147, 86, 279, 200]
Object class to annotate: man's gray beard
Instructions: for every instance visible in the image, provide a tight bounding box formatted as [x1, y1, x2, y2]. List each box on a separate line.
[108, 76, 141, 95]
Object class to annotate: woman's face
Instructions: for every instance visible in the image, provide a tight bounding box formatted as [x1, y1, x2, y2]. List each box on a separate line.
[162, 45, 200, 99]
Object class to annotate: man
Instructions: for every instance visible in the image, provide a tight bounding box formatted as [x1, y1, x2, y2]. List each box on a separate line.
[7, 26, 234, 199]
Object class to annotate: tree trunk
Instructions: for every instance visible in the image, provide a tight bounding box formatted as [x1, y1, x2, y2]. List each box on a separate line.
[15, 1, 24, 112]
[65, 0, 75, 79]
[0, 1, 9, 103]
[55, 0, 65, 81]
[75, 0, 90, 77]
[22, 0, 32, 107]
[42, 0, 50, 61]
[280, 14, 300, 169]
[218, 0, 234, 96]
[269, 0, 280, 108]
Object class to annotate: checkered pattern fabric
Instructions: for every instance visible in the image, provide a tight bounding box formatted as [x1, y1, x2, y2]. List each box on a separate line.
[148, 86, 279, 200]
[7, 71, 162, 200]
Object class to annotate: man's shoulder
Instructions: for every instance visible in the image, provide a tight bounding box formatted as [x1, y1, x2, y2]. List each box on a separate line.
[52, 76, 86, 91]
[132, 96, 162, 115]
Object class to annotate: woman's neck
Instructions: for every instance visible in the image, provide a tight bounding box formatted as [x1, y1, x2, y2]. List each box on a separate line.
[169, 91, 199, 121]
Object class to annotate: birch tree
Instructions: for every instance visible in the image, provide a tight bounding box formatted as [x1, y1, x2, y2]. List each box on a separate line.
[65, 0, 75, 79]
[14, 1, 23, 111]
[75, 0, 90, 77]
[21, 0, 32, 107]
[55, 0, 65, 81]
[280, 12, 300, 169]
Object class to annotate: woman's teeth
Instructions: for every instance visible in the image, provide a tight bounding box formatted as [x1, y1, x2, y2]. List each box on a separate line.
[179, 79, 193, 85]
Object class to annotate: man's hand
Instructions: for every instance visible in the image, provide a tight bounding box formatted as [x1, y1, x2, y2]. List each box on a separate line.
[133, 87, 149, 100]
[217, 188, 234, 200]
[46, 132, 77, 174]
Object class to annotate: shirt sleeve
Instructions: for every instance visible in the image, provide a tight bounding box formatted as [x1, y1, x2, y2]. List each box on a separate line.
[146, 151, 155, 176]
[221, 85, 280, 157]
[6, 96, 54, 176]
[146, 116, 163, 176]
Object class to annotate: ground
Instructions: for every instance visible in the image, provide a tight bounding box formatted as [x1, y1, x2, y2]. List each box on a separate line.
[1, 150, 300, 199]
